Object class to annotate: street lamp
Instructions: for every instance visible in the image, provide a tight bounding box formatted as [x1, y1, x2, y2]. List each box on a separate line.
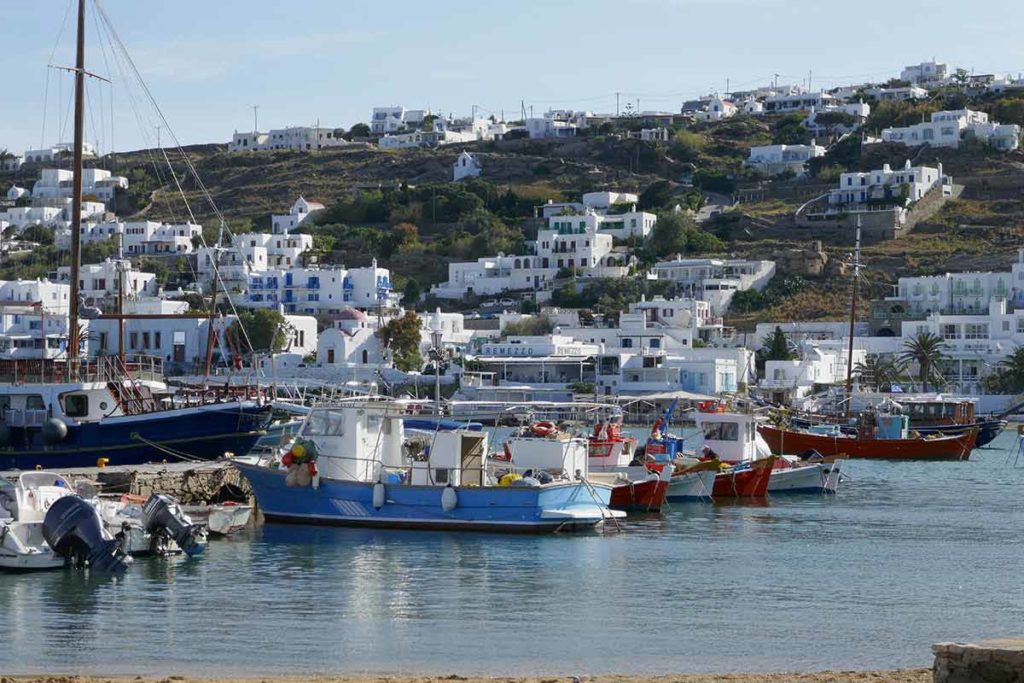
[430, 323, 445, 416]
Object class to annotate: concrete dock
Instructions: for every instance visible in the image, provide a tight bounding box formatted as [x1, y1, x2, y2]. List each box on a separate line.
[2, 460, 253, 505]
[934, 637, 1024, 682]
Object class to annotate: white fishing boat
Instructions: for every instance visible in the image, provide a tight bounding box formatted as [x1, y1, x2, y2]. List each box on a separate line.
[181, 503, 253, 536]
[767, 455, 843, 494]
[0, 472, 76, 570]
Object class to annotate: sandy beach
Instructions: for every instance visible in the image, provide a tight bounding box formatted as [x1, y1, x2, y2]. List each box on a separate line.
[3, 671, 932, 683]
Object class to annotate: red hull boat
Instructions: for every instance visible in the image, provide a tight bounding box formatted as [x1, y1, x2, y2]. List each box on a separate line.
[607, 477, 669, 512]
[712, 456, 776, 497]
[758, 424, 976, 461]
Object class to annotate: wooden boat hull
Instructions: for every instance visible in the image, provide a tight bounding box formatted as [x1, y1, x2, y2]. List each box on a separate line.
[758, 425, 976, 461]
[608, 477, 668, 512]
[712, 457, 775, 497]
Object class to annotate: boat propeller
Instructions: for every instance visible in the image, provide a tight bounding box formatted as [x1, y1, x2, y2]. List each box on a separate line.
[43, 496, 132, 573]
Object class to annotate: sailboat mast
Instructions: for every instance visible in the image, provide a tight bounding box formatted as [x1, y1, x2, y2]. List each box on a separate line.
[67, 0, 86, 368]
[844, 223, 862, 419]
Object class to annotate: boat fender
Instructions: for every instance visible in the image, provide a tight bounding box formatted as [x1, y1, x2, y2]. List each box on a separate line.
[441, 484, 457, 512]
[295, 466, 312, 488]
[372, 481, 386, 510]
[285, 466, 299, 487]
[42, 418, 68, 445]
[282, 452, 295, 468]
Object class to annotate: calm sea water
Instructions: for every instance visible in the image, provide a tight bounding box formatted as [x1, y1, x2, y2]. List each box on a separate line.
[2, 427, 1024, 676]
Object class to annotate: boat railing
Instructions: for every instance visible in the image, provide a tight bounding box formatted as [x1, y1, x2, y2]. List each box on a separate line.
[0, 355, 166, 385]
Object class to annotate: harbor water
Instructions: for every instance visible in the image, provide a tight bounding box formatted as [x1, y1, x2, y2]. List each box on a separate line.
[2, 427, 1024, 676]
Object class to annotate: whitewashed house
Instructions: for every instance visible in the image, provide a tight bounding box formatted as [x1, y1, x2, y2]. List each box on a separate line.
[763, 91, 835, 113]
[453, 151, 482, 182]
[23, 142, 96, 163]
[828, 160, 948, 207]
[760, 340, 866, 403]
[695, 96, 738, 122]
[229, 126, 349, 152]
[6, 185, 28, 201]
[370, 106, 431, 135]
[652, 258, 776, 315]
[55, 259, 158, 303]
[881, 109, 1020, 151]
[31, 168, 128, 204]
[271, 197, 324, 234]
[243, 261, 399, 316]
[901, 60, 950, 84]
[744, 143, 825, 176]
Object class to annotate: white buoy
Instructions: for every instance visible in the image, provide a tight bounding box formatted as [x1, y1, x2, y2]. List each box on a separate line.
[441, 484, 457, 512]
[372, 481, 386, 510]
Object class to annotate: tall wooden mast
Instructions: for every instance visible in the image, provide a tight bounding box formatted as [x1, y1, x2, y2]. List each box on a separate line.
[67, 0, 86, 368]
[844, 221, 862, 419]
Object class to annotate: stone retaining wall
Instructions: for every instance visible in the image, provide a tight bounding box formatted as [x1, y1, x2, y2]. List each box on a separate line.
[934, 638, 1024, 682]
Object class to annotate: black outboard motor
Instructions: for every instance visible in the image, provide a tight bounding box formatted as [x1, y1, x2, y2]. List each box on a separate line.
[43, 496, 131, 573]
[142, 494, 206, 557]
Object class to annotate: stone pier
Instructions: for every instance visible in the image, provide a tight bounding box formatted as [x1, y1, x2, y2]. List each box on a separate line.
[3, 461, 253, 505]
[934, 638, 1024, 682]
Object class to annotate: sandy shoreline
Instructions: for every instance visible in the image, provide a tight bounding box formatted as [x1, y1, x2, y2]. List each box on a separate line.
[3, 670, 932, 683]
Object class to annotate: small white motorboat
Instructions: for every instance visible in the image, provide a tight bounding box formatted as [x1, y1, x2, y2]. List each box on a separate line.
[181, 503, 253, 536]
[767, 456, 843, 494]
[0, 472, 76, 571]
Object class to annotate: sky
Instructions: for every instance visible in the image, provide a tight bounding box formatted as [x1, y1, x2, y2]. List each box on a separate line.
[2, 0, 1024, 155]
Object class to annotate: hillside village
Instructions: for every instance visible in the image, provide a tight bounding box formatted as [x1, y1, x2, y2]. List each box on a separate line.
[3, 58, 1024, 407]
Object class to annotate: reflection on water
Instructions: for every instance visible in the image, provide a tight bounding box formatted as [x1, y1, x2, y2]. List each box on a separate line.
[2, 430, 1024, 675]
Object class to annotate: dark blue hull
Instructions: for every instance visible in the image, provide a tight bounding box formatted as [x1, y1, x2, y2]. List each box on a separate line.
[0, 402, 272, 471]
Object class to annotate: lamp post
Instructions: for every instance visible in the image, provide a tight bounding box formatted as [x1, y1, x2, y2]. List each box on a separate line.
[430, 323, 444, 416]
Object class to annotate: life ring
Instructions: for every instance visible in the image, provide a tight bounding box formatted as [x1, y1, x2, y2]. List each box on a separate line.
[531, 421, 556, 438]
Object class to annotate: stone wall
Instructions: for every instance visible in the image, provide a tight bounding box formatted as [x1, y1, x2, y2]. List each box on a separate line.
[934, 638, 1024, 682]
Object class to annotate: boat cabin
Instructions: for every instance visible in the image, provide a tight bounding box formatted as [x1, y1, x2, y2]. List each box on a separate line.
[694, 410, 768, 464]
[505, 434, 589, 478]
[898, 399, 974, 426]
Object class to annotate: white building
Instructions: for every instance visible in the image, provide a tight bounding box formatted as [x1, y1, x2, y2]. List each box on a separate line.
[243, 261, 398, 316]
[23, 142, 97, 163]
[652, 258, 776, 315]
[828, 160, 946, 206]
[0, 278, 70, 312]
[900, 60, 950, 85]
[370, 107, 431, 135]
[745, 143, 825, 176]
[228, 126, 349, 152]
[881, 109, 1020, 151]
[378, 127, 476, 150]
[110, 221, 201, 255]
[0, 155, 24, 172]
[6, 185, 28, 201]
[2, 200, 108, 234]
[760, 340, 866, 403]
[526, 113, 578, 139]
[891, 248, 1024, 316]
[763, 92, 835, 113]
[31, 168, 128, 204]
[862, 85, 929, 101]
[694, 96, 738, 122]
[55, 258, 158, 303]
[453, 151, 482, 182]
[803, 101, 870, 136]
[271, 196, 324, 234]
[0, 302, 72, 359]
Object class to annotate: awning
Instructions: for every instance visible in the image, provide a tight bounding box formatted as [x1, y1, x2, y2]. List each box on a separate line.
[612, 390, 717, 402]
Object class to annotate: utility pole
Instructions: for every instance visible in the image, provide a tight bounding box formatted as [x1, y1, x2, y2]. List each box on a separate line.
[155, 124, 162, 150]
[726, 78, 730, 97]
[616, 91, 620, 116]
[251, 104, 260, 134]
[773, 73, 779, 91]
[808, 69, 813, 92]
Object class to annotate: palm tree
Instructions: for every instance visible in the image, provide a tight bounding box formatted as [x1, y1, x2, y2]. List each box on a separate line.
[898, 331, 948, 392]
[853, 354, 904, 392]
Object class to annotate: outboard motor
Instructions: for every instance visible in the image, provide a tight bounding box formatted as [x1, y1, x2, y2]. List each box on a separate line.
[142, 494, 206, 557]
[43, 496, 131, 573]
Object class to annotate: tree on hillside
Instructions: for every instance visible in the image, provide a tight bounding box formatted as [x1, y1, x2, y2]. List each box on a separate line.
[348, 123, 370, 139]
[378, 311, 423, 372]
[20, 225, 54, 245]
[898, 331, 948, 392]
[638, 180, 675, 211]
[501, 316, 554, 338]
[771, 113, 812, 145]
[649, 212, 693, 257]
[229, 308, 289, 354]
[764, 327, 795, 362]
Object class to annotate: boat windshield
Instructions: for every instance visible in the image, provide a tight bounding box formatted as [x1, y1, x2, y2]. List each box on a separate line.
[302, 410, 346, 437]
[703, 421, 739, 442]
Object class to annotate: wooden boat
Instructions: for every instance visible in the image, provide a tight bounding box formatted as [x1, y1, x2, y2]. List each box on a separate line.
[587, 418, 667, 512]
[758, 423, 976, 461]
[712, 456, 776, 497]
[768, 456, 842, 494]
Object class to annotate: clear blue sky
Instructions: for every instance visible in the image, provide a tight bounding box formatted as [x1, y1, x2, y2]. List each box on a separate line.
[3, 0, 1024, 154]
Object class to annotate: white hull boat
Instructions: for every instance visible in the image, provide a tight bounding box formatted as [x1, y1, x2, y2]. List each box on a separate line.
[181, 503, 253, 535]
[666, 469, 716, 502]
[767, 459, 842, 494]
[0, 472, 77, 571]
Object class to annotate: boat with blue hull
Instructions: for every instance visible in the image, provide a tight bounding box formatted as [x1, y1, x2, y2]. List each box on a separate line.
[235, 401, 622, 533]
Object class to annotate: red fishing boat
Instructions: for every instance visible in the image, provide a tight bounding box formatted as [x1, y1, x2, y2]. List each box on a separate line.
[588, 419, 668, 512]
[711, 456, 777, 497]
[758, 423, 976, 461]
